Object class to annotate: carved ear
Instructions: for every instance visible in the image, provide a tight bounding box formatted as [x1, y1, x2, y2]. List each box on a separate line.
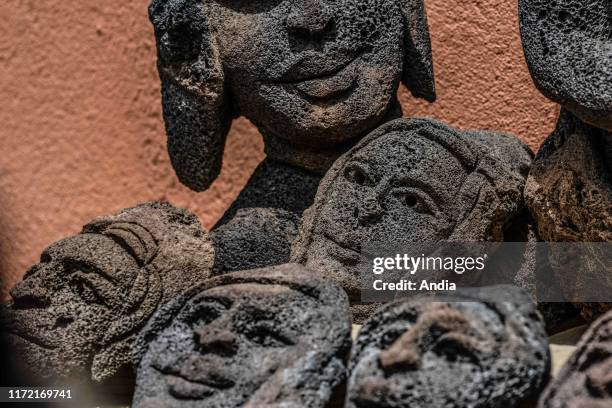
[401, 0, 436, 102]
[149, 0, 232, 191]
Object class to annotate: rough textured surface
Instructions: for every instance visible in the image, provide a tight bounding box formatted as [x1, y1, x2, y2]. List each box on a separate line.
[149, 0, 435, 190]
[519, 0, 611, 131]
[132, 264, 351, 408]
[347, 285, 550, 408]
[292, 118, 533, 305]
[521, 1, 611, 319]
[211, 159, 320, 273]
[0, 202, 213, 384]
[526, 111, 612, 319]
[539, 309, 612, 407]
[149, 0, 437, 273]
[0, 0, 558, 300]
[212, 207, 300, 275]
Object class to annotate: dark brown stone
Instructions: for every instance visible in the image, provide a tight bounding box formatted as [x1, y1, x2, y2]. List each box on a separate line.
[520, 0, 612, 320]
[292, 118, 533, 314]
[539, 309, 612, 408]
[525, 111, 612, 319]
[132, 264, 351, 408]
[347, 286, 550, 408]
[0, 202, 214, 384]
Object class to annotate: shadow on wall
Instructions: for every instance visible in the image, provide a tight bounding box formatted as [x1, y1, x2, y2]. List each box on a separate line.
[0, 189, 13, 301]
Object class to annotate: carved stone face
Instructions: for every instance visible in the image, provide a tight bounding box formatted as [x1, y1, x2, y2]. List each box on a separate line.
[3, 234, 140, 380]
[346, 286, 550, 408]
[540, 310, 612, 408]
[0, 202, 214, 383]
[207, 0, 404, 145]
[519, 0, 612, 130]
[299, 130, 466, 293]
[292, 119, 533, 298]
[133, 265, 351, 408]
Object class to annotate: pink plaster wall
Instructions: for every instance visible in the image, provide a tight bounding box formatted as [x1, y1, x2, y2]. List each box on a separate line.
[0, 0, 558, 298]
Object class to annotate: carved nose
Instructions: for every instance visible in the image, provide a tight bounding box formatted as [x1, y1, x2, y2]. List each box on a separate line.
[356, 195, 384, 225]
[196, 325, 237, 355]
[287, 0, 333, 36]
[10, 273, 51, 308]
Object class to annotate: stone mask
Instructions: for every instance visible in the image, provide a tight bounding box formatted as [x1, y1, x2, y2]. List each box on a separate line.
[132, 264, 351, 408]
[1, 202, 214, 384]
[148, 0, 436, 190]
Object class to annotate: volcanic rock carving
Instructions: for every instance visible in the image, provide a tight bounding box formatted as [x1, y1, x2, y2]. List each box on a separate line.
[347, 285, 550, 408]
[0, 202, 214, 384]
[292, 118, 534, 313]
[132, 264, 352, 408]
[520, 0, 612, 318]
[519, 0, 611, 130]
[539, 309, 612, 408]
[149, 0, 436, 272]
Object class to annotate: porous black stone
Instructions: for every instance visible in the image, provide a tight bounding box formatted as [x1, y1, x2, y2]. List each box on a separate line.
[132, 264, 352, 408]
[211, 159, 318, 274]
[519, 0, 611, 131]
[292, 118, 534, 317]
[0, 202, 214, 384]
[347, 285, 550, 408]
[539, 309, 612, 408]
[149, 0, 437, 271]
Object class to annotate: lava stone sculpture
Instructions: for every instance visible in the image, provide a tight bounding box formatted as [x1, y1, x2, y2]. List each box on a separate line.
[292, 118, 533, 314]
[347, 285, 550, 408]
[148, 0, 436, 272]
[539, 308, 612, 407]
[132, 264, 352, 408]
[520, 0, 612, 318]
[0, 202, 214, 384]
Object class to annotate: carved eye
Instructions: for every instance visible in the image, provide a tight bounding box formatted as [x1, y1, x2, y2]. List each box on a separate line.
[69, 274, 105, 305]
[344, 163, 370, 186]
[186, 299, 230, 327]
[247, 324, 295, 348]
[394, 189, 435, 215]
[380, 328, 404, 348]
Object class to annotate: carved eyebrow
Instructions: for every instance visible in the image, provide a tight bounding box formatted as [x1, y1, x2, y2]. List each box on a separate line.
[196, 296, 233, 310]
[64, 259, 118, 284]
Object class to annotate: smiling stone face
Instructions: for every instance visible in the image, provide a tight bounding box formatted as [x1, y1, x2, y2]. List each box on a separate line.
[207, 0, 405, 147]
[0, 202, 214, 384]
[347, 286, 550, 408]
[292, 119, 533, 300]
[149, 0, 435, 189]
[539, 309, 612, 408]
[133, 264, 351, 408]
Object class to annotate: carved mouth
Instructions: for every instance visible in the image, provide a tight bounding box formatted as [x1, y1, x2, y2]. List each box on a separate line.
[275, 53, 362, 100]
[323, 232, 362, 265]
[154, 366, 234, 400]
[6, 330, 58, 350]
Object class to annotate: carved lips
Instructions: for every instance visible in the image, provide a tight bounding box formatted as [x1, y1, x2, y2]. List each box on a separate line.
[275, 51, 362, 100]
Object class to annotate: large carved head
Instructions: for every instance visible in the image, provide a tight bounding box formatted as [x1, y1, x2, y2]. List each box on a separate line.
[291, 118, 532, 298]
[0, 202, 214, 383]
[519, 0, 611, 131]
[347, 286, 550, 408]
[539, 309, 612, 408]
[149, 0, 436, 190]
[132, 264, 351, 408]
